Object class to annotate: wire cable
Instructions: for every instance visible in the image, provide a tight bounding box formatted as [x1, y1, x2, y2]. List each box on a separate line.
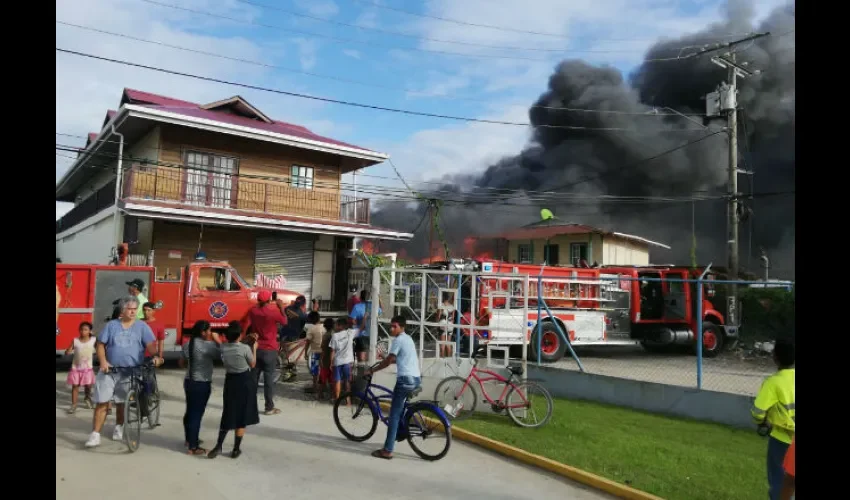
[55, 47, 710, 132]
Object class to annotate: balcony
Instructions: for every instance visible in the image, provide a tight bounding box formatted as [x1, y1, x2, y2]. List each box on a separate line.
[121, 163, 370, 224]
[56, 179, 117, 234]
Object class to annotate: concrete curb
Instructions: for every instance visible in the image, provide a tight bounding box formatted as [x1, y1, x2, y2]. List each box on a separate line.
[377, 401, 662, 500]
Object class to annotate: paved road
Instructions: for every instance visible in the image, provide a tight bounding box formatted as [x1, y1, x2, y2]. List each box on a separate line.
[56, 367, 612, 500]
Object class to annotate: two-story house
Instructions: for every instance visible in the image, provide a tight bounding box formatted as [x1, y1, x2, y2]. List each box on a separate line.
[55, 88, 412, 309]
[479, 219, 670, 266]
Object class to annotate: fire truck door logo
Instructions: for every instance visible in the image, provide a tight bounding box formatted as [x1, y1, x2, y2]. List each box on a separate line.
[209, 301, 229, 319]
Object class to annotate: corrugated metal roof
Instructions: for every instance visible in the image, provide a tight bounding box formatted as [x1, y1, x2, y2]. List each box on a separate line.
[120, 88, 376, 153]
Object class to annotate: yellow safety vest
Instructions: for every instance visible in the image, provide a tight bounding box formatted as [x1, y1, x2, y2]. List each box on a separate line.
[751, 368, 795, 444]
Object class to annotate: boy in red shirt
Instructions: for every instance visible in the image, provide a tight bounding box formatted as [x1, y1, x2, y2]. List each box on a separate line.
[143, 302, 166, 361]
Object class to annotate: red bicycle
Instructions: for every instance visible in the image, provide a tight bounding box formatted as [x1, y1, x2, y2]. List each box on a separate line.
[433, 359, 554, 428]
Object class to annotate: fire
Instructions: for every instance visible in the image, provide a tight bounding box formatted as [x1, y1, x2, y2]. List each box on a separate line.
[359, 240, 376, 254]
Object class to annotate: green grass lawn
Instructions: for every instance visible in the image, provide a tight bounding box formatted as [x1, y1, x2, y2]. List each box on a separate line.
[455, 398, 766, 500]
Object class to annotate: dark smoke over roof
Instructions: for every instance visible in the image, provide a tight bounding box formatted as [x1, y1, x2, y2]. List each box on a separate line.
[371, 0, 795, 279]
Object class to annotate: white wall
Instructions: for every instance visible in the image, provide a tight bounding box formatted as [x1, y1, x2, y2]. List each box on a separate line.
[603, 237, 650, 266]
[56, 209, 123, 264]
[312, 234, 335, 300]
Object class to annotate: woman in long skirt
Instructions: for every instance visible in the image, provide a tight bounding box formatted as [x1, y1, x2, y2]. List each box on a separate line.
[208, 322, 260, 459]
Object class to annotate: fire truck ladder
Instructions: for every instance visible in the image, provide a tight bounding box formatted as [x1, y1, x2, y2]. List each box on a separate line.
[534, 273, 586, 372]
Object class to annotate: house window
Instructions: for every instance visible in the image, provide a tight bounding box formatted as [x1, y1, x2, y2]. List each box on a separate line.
[517, 244, 532, 264]
[570, 243, 588, 265]
[184, 151, 238, 208]
[544, 244, 560, 265]
[291, 165, 314, 189]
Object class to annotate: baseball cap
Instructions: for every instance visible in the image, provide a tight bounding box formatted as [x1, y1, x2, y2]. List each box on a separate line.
[257, 290, 272, 302]
[126, 278, 146, 290]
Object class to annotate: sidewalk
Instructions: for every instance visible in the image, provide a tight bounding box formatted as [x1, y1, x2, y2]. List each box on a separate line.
[56, 367, 612, 500]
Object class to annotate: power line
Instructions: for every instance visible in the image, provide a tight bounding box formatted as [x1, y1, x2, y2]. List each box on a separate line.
[55, 47, 710, 132]
[232, 0, 741, 53]
[139, 0, 696, 63]
[351, 0, 760, 42]
[55, 21, 706, 116]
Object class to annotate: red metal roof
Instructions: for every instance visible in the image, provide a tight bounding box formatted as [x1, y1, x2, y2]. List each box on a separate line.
[481, 224, 601, 241]
[120, 88, 376, 153]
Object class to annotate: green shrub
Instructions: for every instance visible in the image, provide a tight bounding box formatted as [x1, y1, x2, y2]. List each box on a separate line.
[738, 287, 795, 342]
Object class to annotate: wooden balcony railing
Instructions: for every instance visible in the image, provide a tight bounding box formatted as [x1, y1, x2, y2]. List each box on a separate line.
[56, 179, 117, 234]
[121, 164, 370, 224]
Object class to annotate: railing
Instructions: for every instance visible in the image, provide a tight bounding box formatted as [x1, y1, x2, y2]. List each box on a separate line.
[56, 179, 117, 234]
[121, 164, 370, 224]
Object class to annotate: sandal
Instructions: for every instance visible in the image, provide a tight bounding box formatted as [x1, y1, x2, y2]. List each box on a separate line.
[84, 397, 93, 409]
[187, 447, 207, 456]
[371, 449, 393, 460]
[66, 405, 77, 415]
[264, 408, 281, 416]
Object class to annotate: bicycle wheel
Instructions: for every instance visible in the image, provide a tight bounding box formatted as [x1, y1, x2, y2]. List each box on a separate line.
[505, 381, 553, 428]
[146, 375, 161, 429]
[433, 376, 477, 421]
[405, 402, 452, 461]
[333, 391, 378, 442]
[123, 389, 143, 452]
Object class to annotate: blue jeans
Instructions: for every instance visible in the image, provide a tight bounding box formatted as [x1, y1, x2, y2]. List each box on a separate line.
[383, 376, 421, 453]
[183, 379, 211, 449]
[767, 436, 790, 500]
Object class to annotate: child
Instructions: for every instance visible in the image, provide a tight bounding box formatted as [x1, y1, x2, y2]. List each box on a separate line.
[303, 311, 324, 396]
[317, 318, 335, 401]
[208, 322, 259, 459]
[329, 317, 356, 404]
[65, 321, 96, 414]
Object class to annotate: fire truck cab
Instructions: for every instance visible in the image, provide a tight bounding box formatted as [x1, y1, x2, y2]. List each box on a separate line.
[56, 259, 300, 359]
[601, 265, 738, 357]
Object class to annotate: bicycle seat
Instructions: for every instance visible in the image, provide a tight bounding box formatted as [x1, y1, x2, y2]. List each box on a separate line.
[407, 386, 422, 400]
[507, 365, 524, 376]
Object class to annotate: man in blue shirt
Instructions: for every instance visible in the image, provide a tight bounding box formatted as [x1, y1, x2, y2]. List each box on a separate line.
[85, 295, 157, 448]
[365, 315, 420, 460]
[279, 295, 308, 342]
[350, 290, 382, 362]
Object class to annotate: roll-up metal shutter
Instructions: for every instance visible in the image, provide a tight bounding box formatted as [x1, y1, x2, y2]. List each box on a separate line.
[255, 234, 315, 300]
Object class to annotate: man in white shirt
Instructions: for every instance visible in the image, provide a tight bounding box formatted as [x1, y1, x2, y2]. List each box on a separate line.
[366, 315, 421, 459]
[329, 317, 356, 402]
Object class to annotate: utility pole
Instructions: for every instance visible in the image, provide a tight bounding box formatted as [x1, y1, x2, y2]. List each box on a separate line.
[704, 32, 770, 326]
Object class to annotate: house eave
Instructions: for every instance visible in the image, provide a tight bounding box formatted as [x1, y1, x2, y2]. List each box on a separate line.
[124, 104, 389, 164]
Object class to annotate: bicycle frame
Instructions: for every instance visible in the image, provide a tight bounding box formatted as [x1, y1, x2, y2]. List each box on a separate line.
[354, 378, 452, 431]
[458, 365, 530, 409]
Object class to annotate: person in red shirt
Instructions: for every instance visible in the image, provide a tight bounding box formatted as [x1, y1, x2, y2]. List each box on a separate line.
[142, 302, 166, 362]
[241, 290, 288, 415]
[346, 286, 361, 315]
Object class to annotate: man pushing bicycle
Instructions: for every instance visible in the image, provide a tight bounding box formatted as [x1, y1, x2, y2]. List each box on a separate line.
[85, 295, 157, 448]
[364, 315, 420, 460]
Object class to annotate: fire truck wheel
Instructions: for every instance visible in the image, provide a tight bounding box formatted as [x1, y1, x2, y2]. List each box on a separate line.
[699, 321, 725, 358]
[530, 322, 567, 363]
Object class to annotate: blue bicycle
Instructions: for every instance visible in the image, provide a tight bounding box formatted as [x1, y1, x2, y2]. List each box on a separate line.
[333, 365, 453, 461]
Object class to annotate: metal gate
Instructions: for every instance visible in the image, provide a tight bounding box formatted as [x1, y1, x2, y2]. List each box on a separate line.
[254, 234, 315, 300]
[367, 266, 531, 378]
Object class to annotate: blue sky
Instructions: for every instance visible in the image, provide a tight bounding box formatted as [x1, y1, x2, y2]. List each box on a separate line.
[55, 0, 786, 219]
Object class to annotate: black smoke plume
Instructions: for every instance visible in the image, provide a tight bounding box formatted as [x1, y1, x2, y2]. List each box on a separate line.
[371, 0, 795, 278]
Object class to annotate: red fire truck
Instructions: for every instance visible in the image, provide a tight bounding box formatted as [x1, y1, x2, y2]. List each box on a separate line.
[55, 259, 299, 358]
[439, 260, 735, 362]
[600, 265, 738, 358]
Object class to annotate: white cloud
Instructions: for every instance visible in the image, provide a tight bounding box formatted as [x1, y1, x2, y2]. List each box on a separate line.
[385, 104, 531, 181]
[292, 38, 320, 70]
[342, 49, 362, 60]
[293, 0, 339, 18]
[354, 9, 379, 29]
